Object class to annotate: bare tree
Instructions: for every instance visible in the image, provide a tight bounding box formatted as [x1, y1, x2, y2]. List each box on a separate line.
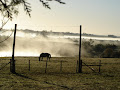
[0, 0, 65, 21]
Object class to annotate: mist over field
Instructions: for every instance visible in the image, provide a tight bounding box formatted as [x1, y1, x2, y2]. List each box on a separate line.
[0, 30, 79, 57]
[0, 30, 120, 57]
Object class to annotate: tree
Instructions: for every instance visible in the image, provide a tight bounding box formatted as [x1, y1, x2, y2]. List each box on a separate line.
[0, 0, 65, 44]
[112, 51, 120, 58]
[82, 39, 94, 57]
[41, 30, 48, 37]
[105, 44, 117, 50]
[0, 0, 65, 30]
[101, 48, 114, 58]
[93, 44, 105, 57]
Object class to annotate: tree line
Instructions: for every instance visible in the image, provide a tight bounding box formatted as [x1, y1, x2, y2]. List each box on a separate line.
[82, 39, 120, 58]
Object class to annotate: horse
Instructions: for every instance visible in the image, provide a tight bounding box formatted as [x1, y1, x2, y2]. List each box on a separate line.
[39, 53, 51, 61]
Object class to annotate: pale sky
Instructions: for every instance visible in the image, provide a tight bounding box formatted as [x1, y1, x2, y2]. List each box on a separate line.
[1, 0, 120, 35]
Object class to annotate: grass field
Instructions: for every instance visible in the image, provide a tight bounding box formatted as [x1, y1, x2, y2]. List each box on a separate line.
[0, 57, 120, 90]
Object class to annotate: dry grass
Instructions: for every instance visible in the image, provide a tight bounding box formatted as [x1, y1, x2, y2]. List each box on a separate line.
[0, 57, 120, 90]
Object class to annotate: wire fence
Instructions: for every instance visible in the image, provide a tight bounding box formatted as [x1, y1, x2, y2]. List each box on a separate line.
[15, 58, 77, 74]
[0, 57, 103, 74]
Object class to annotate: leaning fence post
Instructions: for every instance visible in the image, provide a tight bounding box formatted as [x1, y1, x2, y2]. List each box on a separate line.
[29, 60, 30, 71]
[99, 60, 101, 73]
[60, 61, 62, 72]
[10, 24, 17, 73]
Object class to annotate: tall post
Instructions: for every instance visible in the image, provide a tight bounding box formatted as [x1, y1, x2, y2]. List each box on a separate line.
[10, 24, 17, 73]
[78, 25, 82, 73]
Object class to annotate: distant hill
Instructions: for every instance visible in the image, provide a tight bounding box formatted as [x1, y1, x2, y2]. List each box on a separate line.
[19, 29, 119, 38]
[1, 29, 119, 38]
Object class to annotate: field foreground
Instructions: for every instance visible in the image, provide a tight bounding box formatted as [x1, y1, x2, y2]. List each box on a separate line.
[0, 57, 120, 90]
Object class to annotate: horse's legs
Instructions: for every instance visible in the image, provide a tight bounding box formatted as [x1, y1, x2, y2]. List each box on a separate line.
[47, 57, 50, 61]
[49, 57, 50, 61]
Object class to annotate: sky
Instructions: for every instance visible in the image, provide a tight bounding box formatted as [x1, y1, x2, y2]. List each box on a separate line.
[1, 0, 120, 35]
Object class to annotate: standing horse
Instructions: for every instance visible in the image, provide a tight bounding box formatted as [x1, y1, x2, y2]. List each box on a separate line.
[39, 53, 51, 61]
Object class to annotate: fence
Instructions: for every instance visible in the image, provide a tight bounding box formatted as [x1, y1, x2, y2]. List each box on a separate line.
[0, 57, 11, 73]
[0, 57, 102, 74]
[15, 59, 77, 74]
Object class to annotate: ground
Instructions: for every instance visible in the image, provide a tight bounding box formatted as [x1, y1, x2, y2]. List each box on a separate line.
[0, 57, 120, 90]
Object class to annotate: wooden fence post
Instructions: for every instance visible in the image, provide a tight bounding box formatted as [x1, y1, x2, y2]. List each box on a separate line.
[10, 24, 17, 73]
[29, 60, 30, 71]
[76, 60, 78, 73]
[60, 61, 62, 72]
[45, 60, 48, 73]
[78, 25, 82, 73]
[99, 60, 101, 73]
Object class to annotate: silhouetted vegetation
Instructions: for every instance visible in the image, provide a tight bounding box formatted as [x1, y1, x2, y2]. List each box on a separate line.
[0, 0, 65, 31]
[82, 40, 120, 58]
[0, 0, 65, 20]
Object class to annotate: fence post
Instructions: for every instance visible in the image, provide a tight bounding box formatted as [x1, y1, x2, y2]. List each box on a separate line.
[29, 60, 30, 71]
[99, 60, 101, 73]
[76, 60, 78, 73]
[60, 61, 62, 72]
[78, 25, 82, 73]
[45, 60, 48, 73]
[10, 24, 17, 73]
